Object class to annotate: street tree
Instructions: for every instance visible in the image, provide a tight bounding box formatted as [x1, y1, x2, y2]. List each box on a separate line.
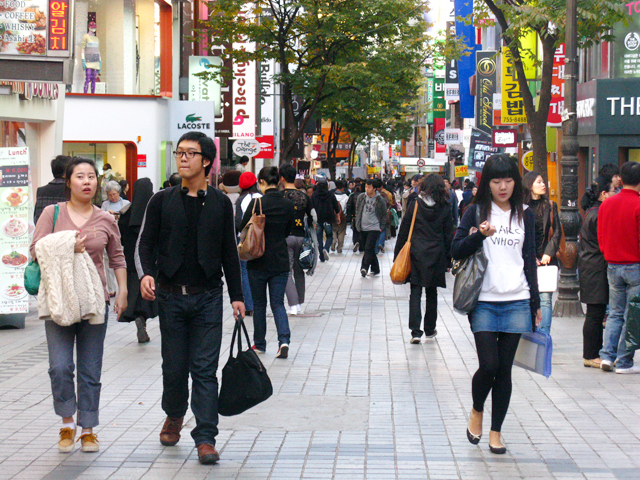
[471, 0, 627, 177]
[199, 0, 428, 162]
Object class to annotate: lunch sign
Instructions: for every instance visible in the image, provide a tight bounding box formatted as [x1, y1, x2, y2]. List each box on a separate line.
[0, 147, 30, 314]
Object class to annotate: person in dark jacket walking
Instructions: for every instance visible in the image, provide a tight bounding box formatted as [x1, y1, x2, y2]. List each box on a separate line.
[578, 177, 615, 368]
[451, 154, 541, 455]
[522, 171, 562, 334]
[117, 178, 157, 343]
[34, 155, 71, 224]
[346, 184, 364, 252]
[312, 180, 340, 262]
[240, 167, 295, 359]
[355, 179, 388, 277]
[394, 174, 453, 342]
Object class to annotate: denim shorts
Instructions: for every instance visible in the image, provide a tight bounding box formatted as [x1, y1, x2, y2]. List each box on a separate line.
[471, 300, 533, 334]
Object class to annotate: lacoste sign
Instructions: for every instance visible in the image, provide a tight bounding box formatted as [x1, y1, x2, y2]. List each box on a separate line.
[177, 113, 211, 130]
[170, 101, 216, 141]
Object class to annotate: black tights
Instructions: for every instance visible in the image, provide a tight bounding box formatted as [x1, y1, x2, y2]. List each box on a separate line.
[472, 331, 521, 432]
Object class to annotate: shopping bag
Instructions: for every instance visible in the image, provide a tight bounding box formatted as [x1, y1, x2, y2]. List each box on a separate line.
[537, 265, 558, 293]
[238, 198, 266, 261]
[625, 295, 640, 352]
[218, 316, 273, 416]
[390, 199, 418, 285]
[514, 330, 553, 378]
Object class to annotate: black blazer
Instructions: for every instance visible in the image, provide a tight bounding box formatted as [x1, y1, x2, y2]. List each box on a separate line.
[451, 203, 540, 328]
[578, 202, 608, 305]
[240, 188, 295, 274]
[136, 185, 243, 302]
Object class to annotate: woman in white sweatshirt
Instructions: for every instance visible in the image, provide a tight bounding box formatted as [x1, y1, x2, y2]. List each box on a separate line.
[451, 154, 541, 455]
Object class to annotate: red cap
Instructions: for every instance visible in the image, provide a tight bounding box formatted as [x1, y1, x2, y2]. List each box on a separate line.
[239, 171, 257, 190]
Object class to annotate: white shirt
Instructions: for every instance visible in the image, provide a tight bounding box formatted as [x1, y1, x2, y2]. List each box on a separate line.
[478, 202, 530, 302]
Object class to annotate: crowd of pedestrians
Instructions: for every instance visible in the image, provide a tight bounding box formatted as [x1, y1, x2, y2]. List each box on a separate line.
[28, 132, 640, 465]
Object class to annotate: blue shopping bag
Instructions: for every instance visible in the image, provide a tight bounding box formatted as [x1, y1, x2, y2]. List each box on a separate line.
[513, 330, 553, 378]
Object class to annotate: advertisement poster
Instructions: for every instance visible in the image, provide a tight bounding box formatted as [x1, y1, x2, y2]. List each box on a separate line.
[614, 10, 640, 78]
[468, 128, 503, 171]
[547, 44, 565, 126]
[0, 147, 31, 314]
[476, 51, 497, 134]
[501, 47, 528, 125]
[188, 56, 222, 116]
[0, 0, 48, 56]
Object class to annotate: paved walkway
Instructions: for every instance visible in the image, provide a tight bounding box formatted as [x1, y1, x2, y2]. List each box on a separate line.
[0, 234, 639, 480]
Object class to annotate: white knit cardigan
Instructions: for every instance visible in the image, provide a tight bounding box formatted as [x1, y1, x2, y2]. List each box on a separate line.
[36, 230, 106, 326]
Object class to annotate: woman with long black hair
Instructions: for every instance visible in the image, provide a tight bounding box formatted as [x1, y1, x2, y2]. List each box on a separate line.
[452, 154, 541, 455]
[522, 171, 562, 334]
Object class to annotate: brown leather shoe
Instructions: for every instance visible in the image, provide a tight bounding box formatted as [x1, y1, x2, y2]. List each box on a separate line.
[159, 416, 183, 446]
[197, 443, 220, 464]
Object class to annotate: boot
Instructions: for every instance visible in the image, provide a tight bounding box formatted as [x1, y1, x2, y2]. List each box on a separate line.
[135, 317, 150, 343]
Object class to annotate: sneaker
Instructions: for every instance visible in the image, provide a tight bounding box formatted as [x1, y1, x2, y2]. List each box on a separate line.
[77, 432, 99, 452]
[197, 443, 220, 465]
[159, 416, 183, 446]
[361, 268, 367, 277]
[615, 365, 640, 374]
[330, 245, 336, 252]
[369, 271, 380, 276]
[276, 344, 289, 359]
[295, 304, 305, 314]
[410, 337, 421, 344]
[425, 330, 438, 339]
[58, 426, 76, 453]
[601, 359, 614, 372]
[135, 317, 150, 343]
[583, 358, 602, 368]
[323, 249, 330, 261]
[286, 305, 299, 316]
[353, 242, 359, 252]
[251, 345, 265, 354]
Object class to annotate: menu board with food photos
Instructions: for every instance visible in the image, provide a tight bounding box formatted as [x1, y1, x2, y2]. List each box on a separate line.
[0, 0, 48, 56]
[0, 147, 30, 314]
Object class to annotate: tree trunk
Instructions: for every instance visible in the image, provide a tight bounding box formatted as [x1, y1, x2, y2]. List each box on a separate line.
[348, 138, 358, 178]
[327, 121, 342, 180]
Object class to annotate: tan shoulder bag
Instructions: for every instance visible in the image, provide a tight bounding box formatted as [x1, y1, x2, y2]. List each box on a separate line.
[238, 197, 266, 261]
[390, 199, 418, 285]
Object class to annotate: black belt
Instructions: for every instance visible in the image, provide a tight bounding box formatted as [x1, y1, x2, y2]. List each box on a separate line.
[158, 283, 210, 296]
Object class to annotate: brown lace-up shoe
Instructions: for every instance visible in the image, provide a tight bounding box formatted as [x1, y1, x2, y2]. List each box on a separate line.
[160, 416, 183, 446]
[77, 432, 99, 452]
[197, 443, 220, 464]
[58, 427, 76, 453]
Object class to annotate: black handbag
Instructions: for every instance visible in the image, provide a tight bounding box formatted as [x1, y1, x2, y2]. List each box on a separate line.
[452, 207, 488, 315]
[218, 316, 273, 416]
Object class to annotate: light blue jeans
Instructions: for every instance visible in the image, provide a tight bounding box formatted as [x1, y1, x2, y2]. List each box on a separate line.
[600, 264, 640, 369]
[538, 292, 553, 334]
[45, 305, 109, 428]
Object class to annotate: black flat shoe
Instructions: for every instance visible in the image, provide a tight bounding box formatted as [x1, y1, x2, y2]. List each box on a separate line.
[489, 444, 507, 454]
[466, 428, 481, 445]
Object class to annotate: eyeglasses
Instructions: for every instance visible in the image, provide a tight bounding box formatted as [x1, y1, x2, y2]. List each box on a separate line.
[173, 150, 202, 160]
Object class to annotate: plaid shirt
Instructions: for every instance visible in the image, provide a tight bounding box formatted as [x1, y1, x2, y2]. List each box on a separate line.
[34, 178, 67, 225]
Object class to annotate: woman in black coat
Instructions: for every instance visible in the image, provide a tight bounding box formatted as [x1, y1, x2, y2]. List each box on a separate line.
[117, 178, 158, 343]
[578, 176, 615, 368]
[394, 174, 453, 342]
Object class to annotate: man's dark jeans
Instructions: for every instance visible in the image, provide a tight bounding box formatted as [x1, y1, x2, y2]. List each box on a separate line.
[360, 230, 381, 274]
[157, 287, 223, 446]
[248, 270, 290, 350]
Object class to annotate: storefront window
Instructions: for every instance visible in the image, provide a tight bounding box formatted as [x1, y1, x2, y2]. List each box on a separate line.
[70, 0, 171, 96]
[0, 122, 26, 148]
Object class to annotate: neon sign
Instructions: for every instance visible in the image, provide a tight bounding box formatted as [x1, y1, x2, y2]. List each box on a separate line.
[48, 0, 69, 51]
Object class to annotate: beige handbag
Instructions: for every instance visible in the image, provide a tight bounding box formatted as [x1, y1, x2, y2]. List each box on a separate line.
[390, 199, 418, 285]
[238, 198, 266, 261]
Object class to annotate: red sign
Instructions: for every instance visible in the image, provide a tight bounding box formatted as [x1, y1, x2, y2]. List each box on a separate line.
[435, 118, 446, 153]
[48, 1, 71, 52]
[137, 154, 147, 168]
[548, 44, 565, 126]
[254, 135, 274, 159]
[492, 129, 518, 147]
[417, 158, 426, 168]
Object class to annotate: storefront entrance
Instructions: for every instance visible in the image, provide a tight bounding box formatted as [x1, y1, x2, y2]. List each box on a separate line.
[62, 141, 138, 189]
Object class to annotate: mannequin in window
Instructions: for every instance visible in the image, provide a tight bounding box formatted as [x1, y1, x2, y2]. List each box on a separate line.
[82, 21, 101, 93]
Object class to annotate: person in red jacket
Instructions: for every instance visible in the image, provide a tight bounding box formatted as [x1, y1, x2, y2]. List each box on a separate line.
[597, 161, 640, 374]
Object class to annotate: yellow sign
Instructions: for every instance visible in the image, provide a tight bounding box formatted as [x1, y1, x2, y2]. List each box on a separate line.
[522, 151, 534, 171]
[454, 165, 468, 177]
[501, 47, 528, 125]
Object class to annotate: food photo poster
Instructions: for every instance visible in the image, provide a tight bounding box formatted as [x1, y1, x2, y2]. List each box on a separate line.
[0, 147, 30, 314]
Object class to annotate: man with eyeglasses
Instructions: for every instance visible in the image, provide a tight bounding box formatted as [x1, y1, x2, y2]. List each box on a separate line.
[135, 131, 245, 464]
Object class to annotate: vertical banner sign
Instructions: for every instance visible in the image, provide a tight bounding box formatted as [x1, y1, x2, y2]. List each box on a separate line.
[259, 59, 276, 137]
[548, 44, 565, 126]
[435, 118, 446, 153]
[501, 47, 528, 125]
[48, 1, 70, 53]
[189, 56, 222, 116]
[613, 10, 640, 78]
[476, 51, 497, 135]
[434, 77, 446, 119]
[232, 8, 257, 139]
[0, 148, 31, 314]
[444, 21, 460, 101]
[426, 77, 435, 124]
[454, 0, 478, 118]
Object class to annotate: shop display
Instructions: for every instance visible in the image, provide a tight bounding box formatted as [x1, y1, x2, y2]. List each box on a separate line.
[81, 20, 101, 93]
[0, 147, 30, 314]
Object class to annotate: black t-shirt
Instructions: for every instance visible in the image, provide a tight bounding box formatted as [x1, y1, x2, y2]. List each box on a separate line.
[283, 188, 313, 237]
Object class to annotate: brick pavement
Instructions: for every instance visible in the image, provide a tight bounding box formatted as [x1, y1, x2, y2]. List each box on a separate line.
[0, 234, 639, 479]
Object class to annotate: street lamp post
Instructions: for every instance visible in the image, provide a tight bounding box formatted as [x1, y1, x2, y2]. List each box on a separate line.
[554, 0, 583, 316]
